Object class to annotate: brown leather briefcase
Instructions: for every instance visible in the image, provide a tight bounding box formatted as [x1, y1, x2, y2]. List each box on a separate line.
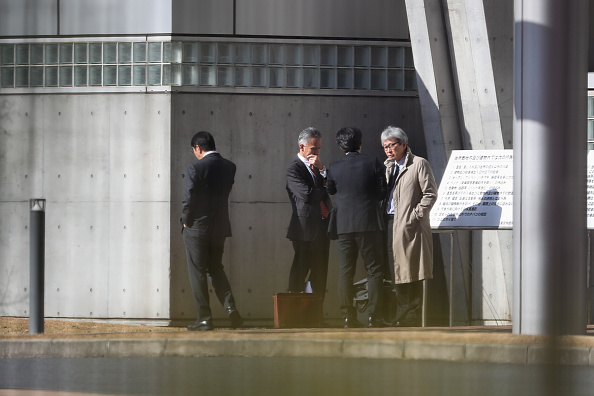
[273, 293, 323, 329]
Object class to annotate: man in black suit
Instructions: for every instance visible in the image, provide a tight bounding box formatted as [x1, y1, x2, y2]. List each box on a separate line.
[326, 127, 387, 328]
[286, 127, 333, 299]
[181, 131, 243, 331]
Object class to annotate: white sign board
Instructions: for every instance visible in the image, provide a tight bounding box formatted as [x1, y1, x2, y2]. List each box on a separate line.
[430, 150, 513, 229]
[587, 150, 594, 229]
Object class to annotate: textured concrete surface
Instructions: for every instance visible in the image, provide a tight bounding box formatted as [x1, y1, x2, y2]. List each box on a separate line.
[3, 324, 594, 366]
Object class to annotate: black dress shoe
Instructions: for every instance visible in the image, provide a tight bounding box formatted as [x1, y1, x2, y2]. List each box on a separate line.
[227, 308, 243, 329]
[344, 317, 363, 329]
[187, 319, 213, 331]
[395, 318, 421, 328]
[368, 316, 387, 328]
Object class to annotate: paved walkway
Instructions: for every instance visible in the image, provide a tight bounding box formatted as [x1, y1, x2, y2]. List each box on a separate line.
[3, 324, 594, 366]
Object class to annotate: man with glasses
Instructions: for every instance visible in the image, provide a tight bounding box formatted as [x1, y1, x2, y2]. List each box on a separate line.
[381, 126, 437, 327]
[181, 131, 243, 331]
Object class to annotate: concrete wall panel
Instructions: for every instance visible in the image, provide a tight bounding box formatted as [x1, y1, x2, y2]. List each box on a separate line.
[172, 0, 234, 35]
[60, 0, 172, 36]
[43, 97, 110, 203]
[45, 202, 110, 318]
[236, 0, 409, 40]
[108, 202, 170, 319]
[0, 0, 58, 36]
[0, 202, 29, 316]
[0, 96, 44, 201]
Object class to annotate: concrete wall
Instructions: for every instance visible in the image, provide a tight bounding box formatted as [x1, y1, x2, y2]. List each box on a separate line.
[0, 94, 172, 319]
[169, 93, 425, 321]
[0, 0, 409, 40]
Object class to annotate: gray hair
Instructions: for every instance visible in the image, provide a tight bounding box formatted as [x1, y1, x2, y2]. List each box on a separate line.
[298, 127, 322, 145]
[380, 126, 408, 145]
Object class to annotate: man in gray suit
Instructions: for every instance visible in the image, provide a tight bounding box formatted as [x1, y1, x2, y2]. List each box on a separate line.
[182, 131, 243, 331]
[326, 127, 387, 328]
[286, 127, 333, 299]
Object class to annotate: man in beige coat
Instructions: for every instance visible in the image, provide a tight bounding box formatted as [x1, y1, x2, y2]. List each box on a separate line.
[381, 126, 437, 327]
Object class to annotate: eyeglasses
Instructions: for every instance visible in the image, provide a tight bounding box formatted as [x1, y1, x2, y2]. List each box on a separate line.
[383, 142, 400, 150]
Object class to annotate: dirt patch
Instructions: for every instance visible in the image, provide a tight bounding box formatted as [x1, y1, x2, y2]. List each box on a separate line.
[0, 317, 185, 335]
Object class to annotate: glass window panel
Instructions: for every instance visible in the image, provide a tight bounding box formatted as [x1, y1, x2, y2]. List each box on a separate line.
[59, 66, 73, 86]
[354, 46, 370, 67]
[286, 45, 301, 66]
[589, 97, 594, 117]
[182, 64, 198, 85]
[74, 65, 87, 86]
[164, 42, 182, 63]
[234, 66, 250, 87]
[303, 68, 318, 88]
[217, 43, 233, 64]
[89, 43, 102, 64]
[252, 44, 267, 65]
[303, 46, 318, 66]
[388, 70, 403, 90]
[148, 42, 161, 63]
[118, 43, 132, 64]
[74, 43, 87, 64]
[30, 45, 44, 65]
[45, 66, 58, 87]
[388, 47, 404, 68]
[16, 44, 29, 65]
[199, 66, 216, 86]
[200, 43, 215, 64]
[30, 66, 44, 86]
[337, 47, 353, 67]
[588, 120, 594, 140]
[234, 44, 250, 64]
[133, 42, 147, 63]
[286, 68, 301, 88]
[103, 65, 117, 86]
[589, 142, 594, 152]
[133, 65, 146, 85]
[371, 47, 387, 67]
[183, 42, 198, 63]
[404, 47, 414, 68]
[1, 67, 14, 87]
[103, 43, 117, 63]
[163, 64, 181, 86]
[1, 45, 15, 65]
[45, 44, 58, 65]
[118, 65, 131, 85]
[320, 46, 336, 66]
[269, 45, 284, 65]
[15, 67, 28, 87]
[337, 69, 352, 89]
[371, 69, 386, 90]
[60, 43, 73, 64]
[89, 65, 102, 86]
[405, 70, 417, 90]
[148, 65, 161, 85]
[269, 67, 284, 87]
[320, 68, 335, 89]
[217, 66, 233, 86]
[252, 67, 267, 86]
[354, 69, 369, 89]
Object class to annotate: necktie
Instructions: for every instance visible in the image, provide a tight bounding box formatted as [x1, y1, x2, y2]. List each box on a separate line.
[388, 165, 398, 197]
[311, 164, 330, 218]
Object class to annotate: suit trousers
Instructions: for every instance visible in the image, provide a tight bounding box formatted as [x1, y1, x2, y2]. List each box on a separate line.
[385, 216, 422, 324]
[288, 218, 330, 298]
[336, 231, 384, 318]
[182, 226, 237, 321]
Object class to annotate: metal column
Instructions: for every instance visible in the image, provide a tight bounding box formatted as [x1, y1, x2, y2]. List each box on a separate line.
[513, 0, 588, 335]
[29, 199, 46, 334]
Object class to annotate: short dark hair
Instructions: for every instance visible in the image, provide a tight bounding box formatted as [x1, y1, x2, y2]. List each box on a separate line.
[191, 131, 216, 151]
[336, 127, 362, 152]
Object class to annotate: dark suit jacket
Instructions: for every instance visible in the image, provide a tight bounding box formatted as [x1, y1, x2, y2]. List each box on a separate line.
[326, 152, 386, 234]
[286, 157, 333, 241]
[181, 152, 236, 240]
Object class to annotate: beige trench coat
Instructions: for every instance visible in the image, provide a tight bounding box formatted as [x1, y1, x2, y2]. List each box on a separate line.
[387, 149, 437, 284]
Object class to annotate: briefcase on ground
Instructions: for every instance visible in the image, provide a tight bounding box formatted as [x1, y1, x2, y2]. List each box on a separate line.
[273, 293, 323, 329]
